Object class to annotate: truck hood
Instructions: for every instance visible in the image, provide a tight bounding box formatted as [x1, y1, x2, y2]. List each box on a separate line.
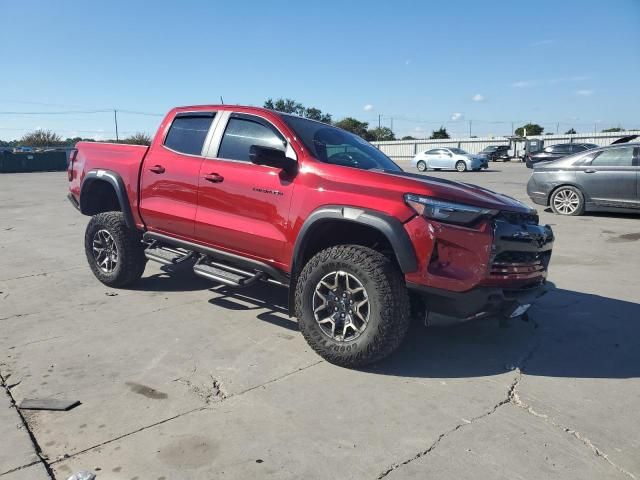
[384, 170, 533, 213]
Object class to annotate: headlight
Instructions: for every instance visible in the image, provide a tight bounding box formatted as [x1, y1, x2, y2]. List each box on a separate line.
[405, 193, 498, 226]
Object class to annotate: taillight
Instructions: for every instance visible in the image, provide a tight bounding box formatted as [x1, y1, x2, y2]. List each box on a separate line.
[68, 149, 78, 181]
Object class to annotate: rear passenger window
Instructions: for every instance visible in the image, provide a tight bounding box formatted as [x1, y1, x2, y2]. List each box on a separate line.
[591, 147, 634, 167]
[164, 115, 214, 156]
[218, 117, 285, 162]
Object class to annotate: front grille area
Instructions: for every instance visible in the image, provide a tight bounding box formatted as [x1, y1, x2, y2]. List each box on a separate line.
[496, 211, 539, 225]
[490, 251, 549, 280]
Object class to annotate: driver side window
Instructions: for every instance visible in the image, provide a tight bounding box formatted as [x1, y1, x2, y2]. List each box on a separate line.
[218, 117, 285, 162]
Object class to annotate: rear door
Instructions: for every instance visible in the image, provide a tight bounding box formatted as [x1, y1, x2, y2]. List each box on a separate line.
[193, 111, 297, 268]
[575, 146, 638, 208]
[139, 112, 216, 238]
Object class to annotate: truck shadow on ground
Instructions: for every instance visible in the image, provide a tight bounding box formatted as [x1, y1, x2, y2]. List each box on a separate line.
[133, 267, 640, 380]
[369, 286, 640, 380]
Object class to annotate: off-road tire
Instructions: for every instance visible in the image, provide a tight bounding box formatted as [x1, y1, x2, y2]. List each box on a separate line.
[295, 245, 410, 368]
[84, 212, 147, 287]
[417, 160, 427, 172]
[550, 185, 585, 216]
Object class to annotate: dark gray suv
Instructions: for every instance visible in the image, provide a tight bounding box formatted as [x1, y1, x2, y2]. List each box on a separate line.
[526, 144, 639, 215]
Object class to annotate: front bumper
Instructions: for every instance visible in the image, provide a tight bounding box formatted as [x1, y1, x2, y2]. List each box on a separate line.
[407, 281, 549, 320]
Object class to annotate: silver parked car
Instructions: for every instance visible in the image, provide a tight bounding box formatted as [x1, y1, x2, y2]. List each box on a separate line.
[412, 147, 488, 172]
[527, 143, 639, 215]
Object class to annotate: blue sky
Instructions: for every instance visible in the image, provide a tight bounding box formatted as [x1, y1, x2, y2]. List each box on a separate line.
[1, 0, 638, 140]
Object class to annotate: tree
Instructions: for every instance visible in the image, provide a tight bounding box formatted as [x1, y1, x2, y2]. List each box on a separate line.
[514, 123, 543, 136]
[19, 129, 64, 147]
[565, 128, 577, 134]
[304, 107, 332, 124]
[334, 117, 372, 140]
[429, 126, 449, 139]
[601, 127, 624, 133]
[401, 135, 417, 140]
[368, 127, 395, 141]
[121, 132, 152, 146]
[64, 137, 96, 146]
[264, 98, 332, 124]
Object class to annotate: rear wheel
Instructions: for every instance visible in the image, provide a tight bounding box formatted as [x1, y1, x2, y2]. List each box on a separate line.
[295, 245, 410, 368]
[550, 186, 585, 216]
[417, 160, 427, 172]
[84, 212, 147, 287]
[455, 161, 467, 172]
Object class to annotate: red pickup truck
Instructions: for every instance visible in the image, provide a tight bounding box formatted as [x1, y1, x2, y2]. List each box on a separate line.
[68, 105, 553, 367]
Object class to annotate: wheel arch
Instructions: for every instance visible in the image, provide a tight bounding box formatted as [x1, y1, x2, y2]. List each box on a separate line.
[80, 169, 135, 229]
[288, 206, 418, 314]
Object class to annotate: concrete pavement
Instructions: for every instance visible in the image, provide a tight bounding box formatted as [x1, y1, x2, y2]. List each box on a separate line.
[0, 164, 638, 479]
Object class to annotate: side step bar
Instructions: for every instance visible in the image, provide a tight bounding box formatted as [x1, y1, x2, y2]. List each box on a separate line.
[193, 258, 265, 287]
[145, 244, 195, 266]
[142, 231, 289, 285]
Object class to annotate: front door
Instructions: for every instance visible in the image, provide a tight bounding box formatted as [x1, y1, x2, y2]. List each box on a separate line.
[139, 112, 216, 238]
[575, 145, 638, 208]
[193, 112, 296, 269]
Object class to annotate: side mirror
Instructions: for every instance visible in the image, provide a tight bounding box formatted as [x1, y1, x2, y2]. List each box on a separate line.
[447, 152, 453, 157]
[249, 145, 297, 174]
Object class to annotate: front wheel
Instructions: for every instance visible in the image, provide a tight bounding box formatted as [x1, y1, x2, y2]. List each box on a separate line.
[84, 211, 147, 287]
[455, 161, 467, 172]
[295, 245, 410, 368]
[416, 160, 427, 172]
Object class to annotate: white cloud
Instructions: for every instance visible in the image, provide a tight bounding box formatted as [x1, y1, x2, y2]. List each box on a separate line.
[472, 94, 485, 102]
[511, 76, 589, 88]
[576, 89, 594, 96]
[550, 75, 590, 84]
[450, 112, 464, 121]
[530, 39, 555, 47]
[511, 80, 537, 88]
[363, 104, 374, 112]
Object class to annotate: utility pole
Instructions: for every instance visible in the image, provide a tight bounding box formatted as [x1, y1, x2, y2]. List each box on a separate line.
[511, 121, 514, 135]
[468, 120, 472, 137]
[556, 122, 559, 134]
[114, 109, 119, 142]
[390, 117, 393, 132]
[378, 114, 382, 129]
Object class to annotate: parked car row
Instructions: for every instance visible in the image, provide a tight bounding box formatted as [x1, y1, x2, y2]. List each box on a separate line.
[409, 138, 638, 217]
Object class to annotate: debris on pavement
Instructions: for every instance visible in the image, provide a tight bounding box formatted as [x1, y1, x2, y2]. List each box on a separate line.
[19, 398, 81, 411]
[66, 471, 96, 480]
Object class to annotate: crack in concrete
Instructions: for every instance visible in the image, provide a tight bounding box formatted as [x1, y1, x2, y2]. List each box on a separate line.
[0, 372, 54, 479]
[377, 317, 637, 480]
[377, 375, 520, 479]
[0, 266, 85, 283]
[48, 360, 324, 467]
[0, 459, 42, 477]
[510, 388, 637, 479]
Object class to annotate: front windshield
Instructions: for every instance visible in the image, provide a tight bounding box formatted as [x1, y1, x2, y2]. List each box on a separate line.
[482, 146, 497, 152]
[449, 148, 468, 155]
[281, 114, 402, 172]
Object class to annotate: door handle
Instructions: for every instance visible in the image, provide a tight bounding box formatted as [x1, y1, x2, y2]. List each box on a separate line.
[149, 165, 165, 174]
[204, 173, 224, 183]
[585, 169, 596, 174]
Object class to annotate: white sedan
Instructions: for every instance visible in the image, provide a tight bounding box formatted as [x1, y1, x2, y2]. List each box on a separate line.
[412, 147, 488, 172]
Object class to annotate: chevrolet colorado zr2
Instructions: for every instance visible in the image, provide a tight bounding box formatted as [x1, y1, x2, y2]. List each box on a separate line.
[68, 105, 554, 367]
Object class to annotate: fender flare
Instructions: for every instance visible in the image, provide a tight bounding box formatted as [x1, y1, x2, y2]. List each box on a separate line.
[291, 205, 418, 277]
[80, 169, 136, 229]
